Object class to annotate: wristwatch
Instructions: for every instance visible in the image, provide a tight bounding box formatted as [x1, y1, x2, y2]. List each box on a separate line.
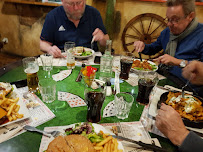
[180, 60, 187, 68]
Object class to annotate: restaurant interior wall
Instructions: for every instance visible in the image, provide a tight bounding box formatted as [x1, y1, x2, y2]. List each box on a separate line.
[0, 0, 203, 57]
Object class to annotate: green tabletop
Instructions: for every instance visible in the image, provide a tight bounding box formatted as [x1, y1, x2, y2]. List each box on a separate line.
[0, 65, 177, 152]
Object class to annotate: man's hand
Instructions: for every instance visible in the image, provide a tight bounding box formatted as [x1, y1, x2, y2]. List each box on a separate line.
[40, 40, 64, 58]
[92, 28, 109, 46]
[153, 54, 181, 66]
[47, 45, 64, 58]
[133, 41, 145, 52]
[182, 61, 203, 85]
[155, 103, 189, 146]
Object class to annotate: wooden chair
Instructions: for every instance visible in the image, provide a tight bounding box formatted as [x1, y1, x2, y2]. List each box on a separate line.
[121, 13, 167, 59]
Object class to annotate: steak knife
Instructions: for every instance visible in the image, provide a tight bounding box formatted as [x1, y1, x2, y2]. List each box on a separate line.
[112, 135, 168, 152]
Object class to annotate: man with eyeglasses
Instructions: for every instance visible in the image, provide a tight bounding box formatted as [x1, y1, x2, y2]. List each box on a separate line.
[133, 0, 203, 97]
[40, 0, 109, 57]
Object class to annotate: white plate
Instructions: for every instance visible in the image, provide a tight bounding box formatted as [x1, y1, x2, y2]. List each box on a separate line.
[73, 47, 94, 59]
[41, 123, 124, 152]
[131, 59, 158, 73]
[0, 85, 30, 127]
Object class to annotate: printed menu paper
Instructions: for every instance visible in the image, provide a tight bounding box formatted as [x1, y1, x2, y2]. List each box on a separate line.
[0, 87, 55, 143]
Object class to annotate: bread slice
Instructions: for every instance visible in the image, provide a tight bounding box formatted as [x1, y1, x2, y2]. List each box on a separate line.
[47, 136, 73, 152]
[65, 135, 95, 152]
[0, 82, 12, 97]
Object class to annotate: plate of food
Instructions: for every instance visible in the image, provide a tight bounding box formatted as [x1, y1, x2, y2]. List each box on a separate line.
[157, 91, 203, 128]
[73, 47, 94, 59]
[131, 59, 158, 72]
[40, 122, 124, 152]
[0, 82, 30, 127]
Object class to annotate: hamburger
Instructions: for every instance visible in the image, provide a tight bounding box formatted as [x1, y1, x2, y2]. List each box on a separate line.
[0, 82, 12, 97]
[0, 82, 12, 125]
[47, 135, 95, 152]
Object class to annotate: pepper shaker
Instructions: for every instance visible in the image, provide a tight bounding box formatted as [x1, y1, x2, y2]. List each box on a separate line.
[76, 63, 85, 82]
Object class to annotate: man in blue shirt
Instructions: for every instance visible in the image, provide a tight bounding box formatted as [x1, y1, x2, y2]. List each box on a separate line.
[40, 0, 109, 57]
[134, 0, 203, 96]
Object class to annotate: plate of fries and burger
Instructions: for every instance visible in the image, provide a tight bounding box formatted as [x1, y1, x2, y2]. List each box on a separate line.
[0, 82, 30, 127]
[157, 91, 203, 128]
[131, 59, 158, 73]
[42, 122, 124, 152]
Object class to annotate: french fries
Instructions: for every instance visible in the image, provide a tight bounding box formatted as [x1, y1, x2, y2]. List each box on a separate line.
[0, 94, 23, 122]
[94, 131, 123, 152]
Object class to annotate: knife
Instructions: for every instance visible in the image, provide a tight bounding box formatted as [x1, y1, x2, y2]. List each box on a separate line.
[139, 52, 142, 62]
[112, 135, 168, 152]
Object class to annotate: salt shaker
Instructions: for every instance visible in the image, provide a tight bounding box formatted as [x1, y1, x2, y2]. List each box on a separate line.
[106, 81, 112, 96]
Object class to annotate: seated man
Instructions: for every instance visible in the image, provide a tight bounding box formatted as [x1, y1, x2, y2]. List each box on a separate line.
[40, 0, 109, 57]
[156, 61, 203, 152]
[134, 0, 203, 96]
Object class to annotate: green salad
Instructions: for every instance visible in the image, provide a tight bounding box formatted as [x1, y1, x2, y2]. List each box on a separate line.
[133, 64, 157, 71]
[81, 50, 92, 56]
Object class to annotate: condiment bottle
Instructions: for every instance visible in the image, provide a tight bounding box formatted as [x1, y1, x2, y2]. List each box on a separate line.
[76, 63, 85, 82]
[106, 81, 112, 96]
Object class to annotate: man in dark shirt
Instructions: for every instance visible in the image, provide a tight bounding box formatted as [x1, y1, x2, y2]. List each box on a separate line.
[40, 0, 109, 57]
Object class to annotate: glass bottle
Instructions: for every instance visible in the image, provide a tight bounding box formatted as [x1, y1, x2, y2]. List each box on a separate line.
[99, 40, 113, 82]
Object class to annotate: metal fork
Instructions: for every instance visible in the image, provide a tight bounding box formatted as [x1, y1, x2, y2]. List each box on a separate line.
[91, 36, 95, 50]
[23, 125, 61, 138]
[182, 77, 192, 98]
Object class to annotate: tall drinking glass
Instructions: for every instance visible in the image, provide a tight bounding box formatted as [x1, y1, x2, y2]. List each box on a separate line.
[22, 57, 39, 93]
[40, 53, 53, 77]
[64, 42, 75, 69]
[84, 81, 105, 123]
[119, 56, 133, 80]
[136, 71, 159, 105]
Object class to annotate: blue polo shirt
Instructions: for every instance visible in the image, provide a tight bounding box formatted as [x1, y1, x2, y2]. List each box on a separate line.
[40, 5, 107, 51]
[142, 23, 203, 96]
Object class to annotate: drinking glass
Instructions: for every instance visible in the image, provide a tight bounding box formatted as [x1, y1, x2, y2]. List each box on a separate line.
[39, 78, 56, 103]
[136, 71, 159, 105]
[64, 42, 75, 70]
[115, 92, 134, 119]
[119, 55, 133, 80]
[40, 53, 53, 77]
[84, 81, 105, 123]
[22, 57, 39, 93]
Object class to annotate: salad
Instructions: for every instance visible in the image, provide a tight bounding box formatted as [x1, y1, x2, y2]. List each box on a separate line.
[65, 122, 104, 143]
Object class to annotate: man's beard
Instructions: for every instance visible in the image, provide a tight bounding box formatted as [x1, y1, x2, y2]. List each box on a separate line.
[66, 11, 84, 20]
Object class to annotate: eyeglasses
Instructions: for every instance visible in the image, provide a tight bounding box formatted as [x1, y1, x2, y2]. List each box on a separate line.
[65, 1, 83, 7]
[165, 16, 186, 24]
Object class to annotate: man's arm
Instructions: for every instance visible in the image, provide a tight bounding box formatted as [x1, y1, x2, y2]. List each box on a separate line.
[40, 40, 63, 58]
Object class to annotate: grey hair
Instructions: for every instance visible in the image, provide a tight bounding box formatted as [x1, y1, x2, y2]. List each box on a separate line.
[166, 0, 196, 16]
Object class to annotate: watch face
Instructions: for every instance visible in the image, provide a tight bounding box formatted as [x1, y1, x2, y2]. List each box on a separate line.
[180, 60, 186, 68]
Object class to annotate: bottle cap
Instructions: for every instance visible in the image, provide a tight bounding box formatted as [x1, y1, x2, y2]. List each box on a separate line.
[82, 63, 85, 67]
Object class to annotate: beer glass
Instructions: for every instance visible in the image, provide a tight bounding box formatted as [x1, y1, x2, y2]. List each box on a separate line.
[22, 57, 39, 92]
[64, 42, 75, 69]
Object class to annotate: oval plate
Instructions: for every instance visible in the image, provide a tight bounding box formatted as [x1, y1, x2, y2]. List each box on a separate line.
[73, 47, 95, 59]
[158, 91, 203, 129]
[131, 59, 158, 73]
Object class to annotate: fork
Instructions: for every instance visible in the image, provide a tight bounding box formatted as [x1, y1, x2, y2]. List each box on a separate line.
[23, 125, 61, 138]
[91, 36, 95, 50]
[182, 77, 192, 98]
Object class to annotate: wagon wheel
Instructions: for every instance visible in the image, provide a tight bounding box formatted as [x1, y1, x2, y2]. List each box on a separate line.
[121, 13, 167, 59]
